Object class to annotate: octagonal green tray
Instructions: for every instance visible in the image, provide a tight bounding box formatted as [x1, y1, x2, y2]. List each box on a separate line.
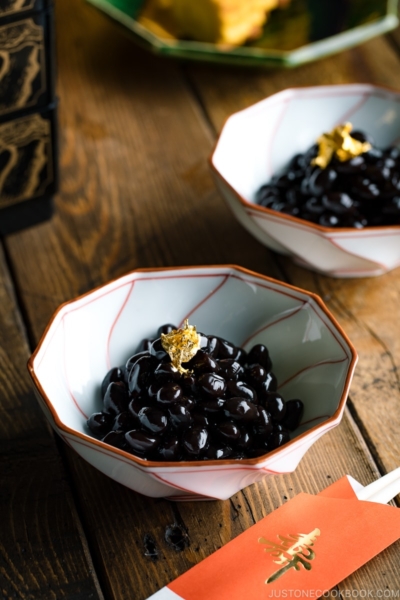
[86, 0, 399, 68]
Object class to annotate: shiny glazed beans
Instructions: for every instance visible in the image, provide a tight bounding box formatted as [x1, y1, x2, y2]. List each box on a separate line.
[256, 131, 400, 228]
[87, 327, 304, 461]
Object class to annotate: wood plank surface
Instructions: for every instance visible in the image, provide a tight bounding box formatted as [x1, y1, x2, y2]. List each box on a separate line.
[0, 245, 104, 600]
[1, 1, 400, 599]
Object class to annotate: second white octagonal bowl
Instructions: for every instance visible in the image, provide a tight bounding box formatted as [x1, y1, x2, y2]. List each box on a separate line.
[211, 84, 400, 278]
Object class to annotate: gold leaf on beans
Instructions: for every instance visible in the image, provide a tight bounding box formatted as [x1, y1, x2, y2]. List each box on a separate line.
[161, 319, 201, 374]
[311, 122, 371, 169]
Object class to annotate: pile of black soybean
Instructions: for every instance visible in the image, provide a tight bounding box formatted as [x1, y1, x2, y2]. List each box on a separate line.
[256, 131, 400, 228]
[87, 325, 304, 461]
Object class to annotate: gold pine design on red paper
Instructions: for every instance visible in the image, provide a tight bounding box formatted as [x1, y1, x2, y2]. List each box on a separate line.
[258, 528, 321, 583]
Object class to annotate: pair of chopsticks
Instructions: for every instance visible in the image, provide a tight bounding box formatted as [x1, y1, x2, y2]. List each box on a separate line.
[351, 467, 400, 505]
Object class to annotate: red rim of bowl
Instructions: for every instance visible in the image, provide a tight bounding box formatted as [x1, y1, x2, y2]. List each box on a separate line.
[27, 264, 358, 470]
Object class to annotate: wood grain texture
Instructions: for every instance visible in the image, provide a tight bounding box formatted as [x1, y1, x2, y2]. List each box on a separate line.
[1, 1, 399, 599]
[279, 264, 400, 474]
[0, 245, 104, 600]
[185, 33, 400, 134]
[5, 0, 279, 343]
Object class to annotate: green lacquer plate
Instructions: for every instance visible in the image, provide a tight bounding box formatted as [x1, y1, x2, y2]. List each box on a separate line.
[86, 0, 399, 68]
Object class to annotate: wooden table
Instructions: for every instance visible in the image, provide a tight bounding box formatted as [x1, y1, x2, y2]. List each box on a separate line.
[2, 1, 400, 598]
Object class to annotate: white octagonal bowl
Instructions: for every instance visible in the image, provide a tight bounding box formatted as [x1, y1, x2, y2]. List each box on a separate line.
[28, 265, 357, 501]
[211, 84, 400, 278]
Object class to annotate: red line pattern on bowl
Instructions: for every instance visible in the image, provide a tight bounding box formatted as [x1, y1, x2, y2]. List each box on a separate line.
[240, 303, 304, 347]
[267, 96, 291, 178]
[63, 318, 88, 419]
[325, 237, 387, 273]
[151, 470, 281, 497]
[267, 92, 371, 177]
[278, 356, 349, 389]
[300, 414, 332, 427]
[178, 274, 229, 328]
[246, 208, 387, 273]
[152, 473, 211, 494]
[106, 281, 135, 370]
[333, 92, 370, 126]
[237, 274, 351, 357]
[168, 495, 212, 501]
[35, 277, 139, 370]
[267, 90, 372, 182]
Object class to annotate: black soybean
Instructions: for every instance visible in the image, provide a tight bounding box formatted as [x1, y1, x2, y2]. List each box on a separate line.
[101, 367, 124, 398]
[182, 427, 209, 455]
[253, 407, 273, 437]
[227, 380, 258, 403]
[265, 392, 287, 422]
[125, 352, 151, 376]
[112, 411, 136, 432]
[150, 338, 169, 361]
[158, 435, 180, 461]
[217, 421, 241, 443]
[247, 344, 272, 371]
[185, 350, 219, 374]
[206, 445, 232, 460]
[157, 324, 177, 336]
[102, 430, 127, 450]
[154, 362, 182, 383]
[138, 406, 169, 434]
[168, 404, 194, 429]
[257, 373, 278, 399]
[87, 412, 113, 435]
[128, 356, 156, 394]
[281, 399, 304, 431]
[125, 430, 160, 454]
[224, 397, 258, 422]
[218, 359, 244, 380]
[157, 383, 183, 404]
[103, 381, 129, 415]
[197, 372, 227, 397]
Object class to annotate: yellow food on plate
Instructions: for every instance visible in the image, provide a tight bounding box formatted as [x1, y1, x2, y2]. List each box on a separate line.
[162, 0, 282, 45]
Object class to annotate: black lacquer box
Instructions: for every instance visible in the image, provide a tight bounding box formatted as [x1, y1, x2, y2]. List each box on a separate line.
[0, 0, 58, 235]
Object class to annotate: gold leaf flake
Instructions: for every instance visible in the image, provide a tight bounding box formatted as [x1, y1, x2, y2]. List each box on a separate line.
[161, 319, 201, 374]
[311, 122, 371, 169]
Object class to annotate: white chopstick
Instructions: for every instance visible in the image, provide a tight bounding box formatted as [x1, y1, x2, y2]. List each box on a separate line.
[355, 467, 400, 505]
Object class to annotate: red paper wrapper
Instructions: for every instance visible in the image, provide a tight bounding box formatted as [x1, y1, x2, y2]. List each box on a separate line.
[147, 477, 400, 600]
